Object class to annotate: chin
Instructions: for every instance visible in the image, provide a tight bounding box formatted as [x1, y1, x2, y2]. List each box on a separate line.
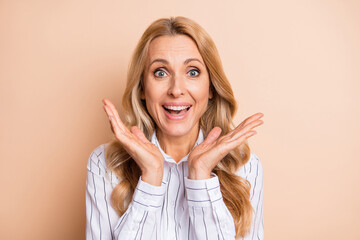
[159, 122, 197, 137]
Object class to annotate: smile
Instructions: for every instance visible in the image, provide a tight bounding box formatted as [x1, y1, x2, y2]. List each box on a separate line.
[162, 104, 192, 120]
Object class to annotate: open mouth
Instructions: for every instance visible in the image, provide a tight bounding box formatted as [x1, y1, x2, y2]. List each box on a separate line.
[162, 105, 192, 116]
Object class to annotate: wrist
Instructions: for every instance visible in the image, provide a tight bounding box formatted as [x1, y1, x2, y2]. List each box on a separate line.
[188, 167, 211, 180]
[142, 167, 164, 186]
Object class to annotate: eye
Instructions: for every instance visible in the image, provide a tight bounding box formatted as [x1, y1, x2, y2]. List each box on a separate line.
[188, 69, 200, 77]
[154, 69, 167, 78]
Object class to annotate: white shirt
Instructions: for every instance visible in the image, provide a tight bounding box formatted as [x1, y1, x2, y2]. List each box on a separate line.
[86, 129, 264, 240]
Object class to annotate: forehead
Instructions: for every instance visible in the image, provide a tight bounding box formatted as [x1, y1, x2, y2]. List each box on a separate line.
[147, 35, 203, 63]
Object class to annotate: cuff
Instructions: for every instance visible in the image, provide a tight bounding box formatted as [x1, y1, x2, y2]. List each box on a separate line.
[184, 172, 223, 207]
[132, 175, 167, 211]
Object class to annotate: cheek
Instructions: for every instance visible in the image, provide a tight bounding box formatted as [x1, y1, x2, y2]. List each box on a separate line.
[144, 90, 157, 111]
[191, 82, 210, 103]
[143, 79, 156, 103]
[143, 83, 165, 116]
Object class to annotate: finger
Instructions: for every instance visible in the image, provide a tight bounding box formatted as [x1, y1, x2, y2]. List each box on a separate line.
[130, 126, 150, 144]
[239, 112, 264, 129]
[224, 130, 257, 152]
[108, 118, 115, 133]
[108, 115, 127, 142]
[103, 105, 122, 133]
[231, 119, 263, 140]
[102, 99, 128, 133]
[229, 112, 263, 136]
[103, 99, 122, 126]
[242, 112, 264, 128]
[235, 130, 257, 145]
[202, 127, 222, 146]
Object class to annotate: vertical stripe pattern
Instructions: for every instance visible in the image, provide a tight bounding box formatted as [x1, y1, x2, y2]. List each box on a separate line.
[85, 129, 264, 240]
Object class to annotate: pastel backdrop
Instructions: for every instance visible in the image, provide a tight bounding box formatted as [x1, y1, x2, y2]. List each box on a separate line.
[0, 0, 359, 239]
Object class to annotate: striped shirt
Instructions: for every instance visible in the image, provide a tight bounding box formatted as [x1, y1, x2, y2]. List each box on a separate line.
[86, 128, 264, 240]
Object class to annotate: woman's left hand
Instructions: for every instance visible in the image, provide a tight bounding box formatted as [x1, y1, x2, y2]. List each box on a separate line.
[187, 112, 264, 180]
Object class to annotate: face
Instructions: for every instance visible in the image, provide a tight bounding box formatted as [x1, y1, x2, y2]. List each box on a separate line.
[142, 35, 213, 138]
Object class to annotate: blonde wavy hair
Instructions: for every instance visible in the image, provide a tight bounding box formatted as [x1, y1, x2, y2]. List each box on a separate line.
[105, 16, 253, 238]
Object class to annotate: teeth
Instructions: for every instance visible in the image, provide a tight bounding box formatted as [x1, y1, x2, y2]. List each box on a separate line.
[164, 105, 190, 111]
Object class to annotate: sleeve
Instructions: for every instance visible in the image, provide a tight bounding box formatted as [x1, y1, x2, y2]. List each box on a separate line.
[239, 153, 264, 240]
[184, 172, 236, 240]
[85, 145, 167, 240]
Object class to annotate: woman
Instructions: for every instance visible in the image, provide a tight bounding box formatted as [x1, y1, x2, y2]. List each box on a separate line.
[86, 16, 264, 240]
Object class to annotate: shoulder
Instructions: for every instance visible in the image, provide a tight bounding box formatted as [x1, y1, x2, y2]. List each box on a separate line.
[87, 143, 119, 183]
[236, 152, 263, 180]
[87, 143, 107, 172]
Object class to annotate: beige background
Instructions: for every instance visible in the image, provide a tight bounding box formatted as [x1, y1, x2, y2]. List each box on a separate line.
[1, 0, 359, 239]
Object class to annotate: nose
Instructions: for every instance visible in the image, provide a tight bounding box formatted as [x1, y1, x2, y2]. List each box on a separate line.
[167, 75, 186, 97]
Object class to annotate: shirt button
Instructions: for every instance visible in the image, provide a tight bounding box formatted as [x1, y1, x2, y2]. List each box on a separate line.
[171, 201, 175, 206]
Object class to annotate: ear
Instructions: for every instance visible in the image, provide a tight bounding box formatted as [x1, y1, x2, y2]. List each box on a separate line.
[140, 91, 145, 100]
[209, 88, 213, 99]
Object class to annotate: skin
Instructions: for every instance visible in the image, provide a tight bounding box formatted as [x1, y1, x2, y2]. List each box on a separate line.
[142, 35, 212, 162]
[102, 35, 264, 186]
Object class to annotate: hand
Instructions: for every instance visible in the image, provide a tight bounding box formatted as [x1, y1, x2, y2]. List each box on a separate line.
[187, 112, 264, 180]
[102, 98, 164, 186]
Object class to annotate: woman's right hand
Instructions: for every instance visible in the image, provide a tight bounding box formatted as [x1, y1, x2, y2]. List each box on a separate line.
[102, 98, 164, 186]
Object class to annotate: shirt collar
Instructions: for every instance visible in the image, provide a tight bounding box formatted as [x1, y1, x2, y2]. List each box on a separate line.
[150, 128, 204, 165]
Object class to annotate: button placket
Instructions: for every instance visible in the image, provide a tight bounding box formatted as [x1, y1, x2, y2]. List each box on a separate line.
[169, 165, 178, 208]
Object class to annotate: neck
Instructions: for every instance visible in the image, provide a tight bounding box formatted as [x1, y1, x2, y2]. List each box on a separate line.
[156, 125, 200, 163]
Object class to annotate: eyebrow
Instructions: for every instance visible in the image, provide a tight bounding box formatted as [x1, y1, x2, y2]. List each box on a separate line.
[148, 58, 204, 69]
